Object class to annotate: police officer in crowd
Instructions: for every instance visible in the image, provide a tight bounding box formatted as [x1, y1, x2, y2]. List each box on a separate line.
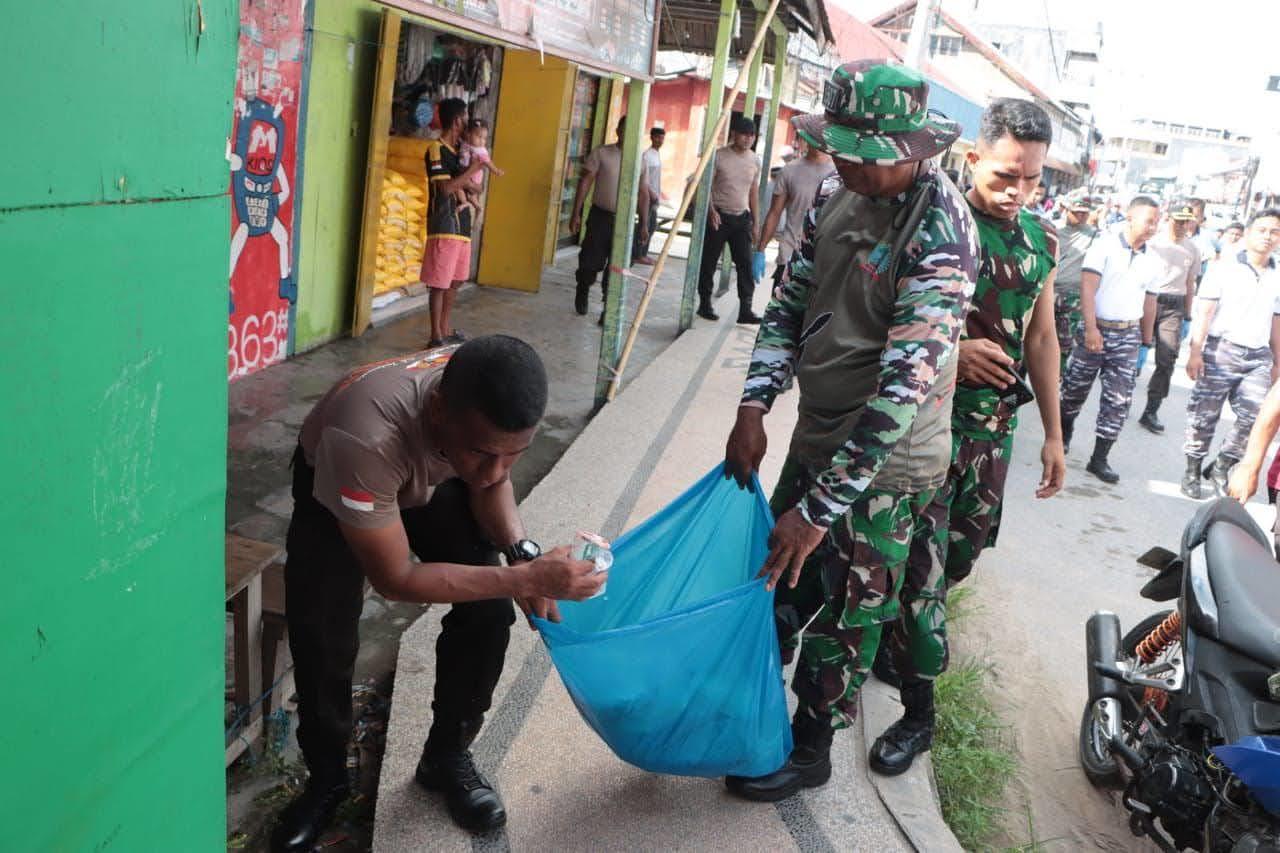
[1137, 200, 1202, 433]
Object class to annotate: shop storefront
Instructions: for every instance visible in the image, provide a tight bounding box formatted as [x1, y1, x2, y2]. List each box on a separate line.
[362, 22, 505, 318]
[335, 1, 659, 335]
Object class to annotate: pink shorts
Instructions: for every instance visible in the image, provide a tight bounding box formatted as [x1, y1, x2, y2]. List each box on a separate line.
[419, 238, 472, 289]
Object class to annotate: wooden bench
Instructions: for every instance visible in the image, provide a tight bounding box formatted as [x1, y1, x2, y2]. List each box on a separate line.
[226, 534, 290, 766]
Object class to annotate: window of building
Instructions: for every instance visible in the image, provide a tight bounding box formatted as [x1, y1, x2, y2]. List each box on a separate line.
[1267, 76, 1280, 92]
[929, 35, 961, 56]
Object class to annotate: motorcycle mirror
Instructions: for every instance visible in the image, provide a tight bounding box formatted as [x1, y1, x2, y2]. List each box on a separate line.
[1136, 546, 1178, 571]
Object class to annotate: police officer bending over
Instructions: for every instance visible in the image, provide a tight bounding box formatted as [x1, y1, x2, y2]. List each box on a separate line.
[272, 335, 603, 851]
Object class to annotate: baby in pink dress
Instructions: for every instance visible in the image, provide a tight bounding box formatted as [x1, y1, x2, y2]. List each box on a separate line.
[456, 118, 504, 215]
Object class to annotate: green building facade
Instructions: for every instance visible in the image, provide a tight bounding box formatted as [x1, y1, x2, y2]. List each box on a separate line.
[0, 2, 236, 847]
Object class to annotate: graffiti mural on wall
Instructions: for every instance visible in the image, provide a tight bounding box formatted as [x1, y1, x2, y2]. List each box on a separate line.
[228, 1, 306, 380]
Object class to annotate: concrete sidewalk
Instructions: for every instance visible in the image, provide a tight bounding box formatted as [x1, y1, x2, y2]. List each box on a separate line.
[373, 300, 959, 850]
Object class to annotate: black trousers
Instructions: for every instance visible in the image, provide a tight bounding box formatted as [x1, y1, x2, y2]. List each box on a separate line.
[698, 209, 755, 306]
[575, 205, 616, 293]
[284, 446, 514, 786]
[632, 199, 658, 262]
[1147, 294, 1186, 408]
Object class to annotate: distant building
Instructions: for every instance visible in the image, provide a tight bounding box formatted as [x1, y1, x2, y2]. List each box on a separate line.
[870, 1, 1091, 192]
[1102, 118, 1253, 200]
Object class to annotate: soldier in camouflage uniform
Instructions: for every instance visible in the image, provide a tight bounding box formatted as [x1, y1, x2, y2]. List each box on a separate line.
[870, 99, 1066, 777]
[1054, 191, 1099, 371]
[720, 60, 979, 802]
[1180, 209, 1280, 497]
[1059, 197, 1162, 483]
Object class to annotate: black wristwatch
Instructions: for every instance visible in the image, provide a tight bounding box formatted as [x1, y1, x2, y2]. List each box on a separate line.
[503, 539, 542, 564]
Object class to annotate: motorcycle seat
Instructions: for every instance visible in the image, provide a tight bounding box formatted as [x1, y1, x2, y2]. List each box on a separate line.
[1204, 520, 1280, 669]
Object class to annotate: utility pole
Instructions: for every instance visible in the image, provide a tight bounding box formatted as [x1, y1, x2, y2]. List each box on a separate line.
[904, 0, 939, 70]
[1084, 113, 1096, 195]
[1240, 156, 1260, 219]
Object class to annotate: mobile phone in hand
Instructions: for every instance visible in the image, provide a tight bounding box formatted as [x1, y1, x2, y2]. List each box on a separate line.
[998, 365, 1035, 409]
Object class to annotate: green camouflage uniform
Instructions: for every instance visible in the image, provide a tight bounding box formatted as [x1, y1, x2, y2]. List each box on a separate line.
[890, 203, 1058, 684]
[742, 164, 978, 729]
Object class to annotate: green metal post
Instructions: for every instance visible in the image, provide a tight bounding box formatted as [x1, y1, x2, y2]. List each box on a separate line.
[758, 27, 787, 204]
[595, 78, 651, 405]
[679, 0, 736, 330]
[744, 26, 765, 127]
[714, 32, 765, 299]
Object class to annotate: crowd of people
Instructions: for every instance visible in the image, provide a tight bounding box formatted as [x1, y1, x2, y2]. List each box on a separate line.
[722, 59, 1280, 799]
[265, 58, 1280, 851]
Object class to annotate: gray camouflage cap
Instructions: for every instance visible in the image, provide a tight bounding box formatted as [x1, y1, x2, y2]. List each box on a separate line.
[793, 60, 961, 166]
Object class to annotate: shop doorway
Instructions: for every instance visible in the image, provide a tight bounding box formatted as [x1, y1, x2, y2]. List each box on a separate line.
[352, 10, 592, 334]
[356, 16, 505, 326]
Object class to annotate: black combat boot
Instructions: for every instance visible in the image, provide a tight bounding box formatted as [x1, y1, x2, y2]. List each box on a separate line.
[1181, 455, 1203, 499]
[574, 280, 589, 315]
[697, 300, 719, 321]
[871, 642, 901, 688]
[1061, 410, 1076, 455]
[1138, 400, 1165, 434]
[737, 303, 762, 325]
[1086, 437, 1120, 483]
[416, 717, 506, 833]
[869, 681, 936, 776]
[725, 712, 834, 801]
[270, 778, 350, 852]
[1207, 454, 1239, 496]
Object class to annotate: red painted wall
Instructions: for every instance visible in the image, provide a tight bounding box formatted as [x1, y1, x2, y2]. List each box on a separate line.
[227, 0, 306, 380]
[647, 76, 801, 208]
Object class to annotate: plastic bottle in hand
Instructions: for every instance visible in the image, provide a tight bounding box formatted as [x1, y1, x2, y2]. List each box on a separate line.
[574, 531, 613, 599]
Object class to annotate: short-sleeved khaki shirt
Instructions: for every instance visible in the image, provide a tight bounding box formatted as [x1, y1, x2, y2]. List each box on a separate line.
[299, 348, 458, 529]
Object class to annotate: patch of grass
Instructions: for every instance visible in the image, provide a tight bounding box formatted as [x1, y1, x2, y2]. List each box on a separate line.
[932, 657, 1018, 850]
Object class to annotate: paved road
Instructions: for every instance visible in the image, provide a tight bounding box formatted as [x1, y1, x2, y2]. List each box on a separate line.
[962, 354, 1274, 850]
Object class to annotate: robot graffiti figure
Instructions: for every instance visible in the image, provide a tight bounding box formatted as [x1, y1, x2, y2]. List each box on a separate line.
[229, 94, 295, 308]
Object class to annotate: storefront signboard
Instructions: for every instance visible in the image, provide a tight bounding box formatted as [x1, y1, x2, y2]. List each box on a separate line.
[390, 0, 656, 79]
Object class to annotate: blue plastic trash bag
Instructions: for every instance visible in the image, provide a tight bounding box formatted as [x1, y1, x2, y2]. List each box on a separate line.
[533, 465, 792, 778]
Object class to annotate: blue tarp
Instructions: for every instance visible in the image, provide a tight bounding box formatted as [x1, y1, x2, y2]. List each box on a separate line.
[534, 465, 793, 778]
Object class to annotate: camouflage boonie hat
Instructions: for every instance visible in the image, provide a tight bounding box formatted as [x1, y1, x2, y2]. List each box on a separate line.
[1065, 189, 1096, 211]
[792, 60, 961, 166]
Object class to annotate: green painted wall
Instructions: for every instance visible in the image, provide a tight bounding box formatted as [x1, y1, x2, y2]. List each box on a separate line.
[294, 0, 384, 350]
[0, 2, 235, 849]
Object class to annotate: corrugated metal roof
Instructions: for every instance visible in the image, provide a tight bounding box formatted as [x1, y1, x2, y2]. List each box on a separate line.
[659, 0, 834, 62]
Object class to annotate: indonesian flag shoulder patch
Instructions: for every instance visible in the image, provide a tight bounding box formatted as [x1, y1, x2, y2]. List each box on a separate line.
[339, 487, 376, 513]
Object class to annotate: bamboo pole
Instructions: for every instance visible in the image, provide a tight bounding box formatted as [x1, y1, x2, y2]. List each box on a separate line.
[605, 0, 784, 402]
